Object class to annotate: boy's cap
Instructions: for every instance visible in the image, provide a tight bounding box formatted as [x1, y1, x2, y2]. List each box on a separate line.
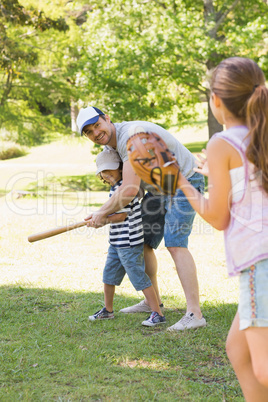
[96, 149, 121, 175]
[76, 106, 105, 135]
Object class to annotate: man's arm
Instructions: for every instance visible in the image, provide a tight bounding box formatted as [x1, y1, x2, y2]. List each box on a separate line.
[85, 160, 140, 227]
[106, 212, 127, 224]
[86, 212, 127, 227]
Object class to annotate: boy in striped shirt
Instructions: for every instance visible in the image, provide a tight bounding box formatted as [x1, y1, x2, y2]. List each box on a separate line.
[88, 149, 166, 327]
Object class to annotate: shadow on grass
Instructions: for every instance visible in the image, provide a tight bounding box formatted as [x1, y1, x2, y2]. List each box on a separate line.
[0, 285, 243, 401]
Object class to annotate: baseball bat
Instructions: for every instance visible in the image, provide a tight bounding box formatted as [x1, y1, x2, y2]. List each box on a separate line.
[28, 220, 88, 243]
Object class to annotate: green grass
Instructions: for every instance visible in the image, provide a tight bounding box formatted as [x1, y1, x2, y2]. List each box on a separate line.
[22, 173, 110, 208]
[184, 141, 208, 154]
[0, 193, 243, 401]
[0, 132, 244, 400]
[0, 141, 28, 160]
[0, 286, 242, 401]
[26, 173, 110, 194]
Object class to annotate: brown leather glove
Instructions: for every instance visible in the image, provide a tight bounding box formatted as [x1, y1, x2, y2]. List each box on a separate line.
[127, 131, 180, 196]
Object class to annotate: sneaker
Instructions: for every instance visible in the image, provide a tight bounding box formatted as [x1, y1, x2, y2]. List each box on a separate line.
[119, 300, 164, 314]
[142, 312, 166, 327]
[167, 312, 206, 331]
[88, 307, 114, 321]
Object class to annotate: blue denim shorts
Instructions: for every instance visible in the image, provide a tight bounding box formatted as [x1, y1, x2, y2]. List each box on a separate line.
[238, 259, 268, 330]
[141, 172, 204, 249]
[103, 244, 152, 291]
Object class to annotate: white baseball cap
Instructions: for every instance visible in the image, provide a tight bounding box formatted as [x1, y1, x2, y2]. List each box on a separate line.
[95, 148, 121, 175]
[76, 106, 105, 135]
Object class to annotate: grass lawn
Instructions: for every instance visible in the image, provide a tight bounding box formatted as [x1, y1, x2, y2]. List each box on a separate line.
[0, 130, 243, 401]
[0, 194, 243, 401]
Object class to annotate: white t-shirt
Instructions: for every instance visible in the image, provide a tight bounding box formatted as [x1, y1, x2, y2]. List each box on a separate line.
[108, 121, 196, 195]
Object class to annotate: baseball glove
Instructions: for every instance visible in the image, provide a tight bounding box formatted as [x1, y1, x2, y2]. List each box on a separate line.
[127, 131, 180, 196]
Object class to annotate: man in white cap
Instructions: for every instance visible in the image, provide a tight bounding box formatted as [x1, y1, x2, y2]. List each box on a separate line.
[77, 106, 206, 331]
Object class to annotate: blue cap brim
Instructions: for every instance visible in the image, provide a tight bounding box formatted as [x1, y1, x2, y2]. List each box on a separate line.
[80, 116, 100, 135]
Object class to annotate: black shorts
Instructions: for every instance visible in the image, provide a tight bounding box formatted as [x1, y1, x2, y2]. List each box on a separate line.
[141, 192, 165, 249]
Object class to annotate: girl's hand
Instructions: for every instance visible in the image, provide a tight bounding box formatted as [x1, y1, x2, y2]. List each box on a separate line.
[193, 149, 209, 177]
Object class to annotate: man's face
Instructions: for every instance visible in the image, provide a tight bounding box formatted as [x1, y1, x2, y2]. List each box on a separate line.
[82, 115, 114, 146]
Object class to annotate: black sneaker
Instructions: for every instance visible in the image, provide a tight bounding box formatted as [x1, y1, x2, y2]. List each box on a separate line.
[89, 307, 114, 321]
[142, 311, 166, 327]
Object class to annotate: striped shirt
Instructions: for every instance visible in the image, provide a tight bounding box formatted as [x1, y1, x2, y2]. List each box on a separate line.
[109, 180, 144, 248]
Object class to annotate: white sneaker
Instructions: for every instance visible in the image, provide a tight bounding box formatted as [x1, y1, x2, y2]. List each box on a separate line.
[119, 300, 164, 314]
[167, 312, 206, 331]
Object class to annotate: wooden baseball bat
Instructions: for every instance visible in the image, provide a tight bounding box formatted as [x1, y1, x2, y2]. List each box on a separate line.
[28, 220, 88, 243]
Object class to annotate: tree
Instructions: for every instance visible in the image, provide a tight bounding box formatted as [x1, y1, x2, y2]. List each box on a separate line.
[72, 0, 268, 137]
[202, 0, 268, 136]
[0, 0, 68, 144]
[1, 0, 267, 144]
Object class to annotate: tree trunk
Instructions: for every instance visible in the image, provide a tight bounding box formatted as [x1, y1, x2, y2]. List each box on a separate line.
[70, 99, 78, 135]
[203, 0, 241, 137]
[0, 70, 13, 107]
[206, 93, 223, 138]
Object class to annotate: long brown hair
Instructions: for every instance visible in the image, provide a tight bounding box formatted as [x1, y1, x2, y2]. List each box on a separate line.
[210, 57, 268, 194]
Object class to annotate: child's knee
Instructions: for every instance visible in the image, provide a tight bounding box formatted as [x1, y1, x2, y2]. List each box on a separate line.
[253, 362, 268, 388]
[225, 332, 235, 362]
[225, 332, 248, 368]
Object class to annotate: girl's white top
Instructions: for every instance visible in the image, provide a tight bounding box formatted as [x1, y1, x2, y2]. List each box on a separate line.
[213, 126, 268, 276]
